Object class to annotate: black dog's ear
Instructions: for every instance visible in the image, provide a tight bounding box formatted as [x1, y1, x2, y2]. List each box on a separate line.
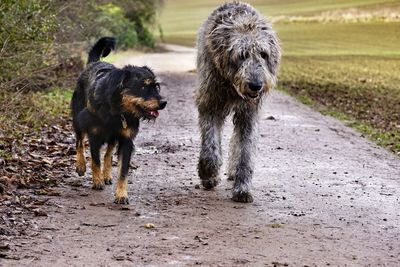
[142, 66, 155, 76]
[104, 69, 129, 113]
[106, 69, 128, 92]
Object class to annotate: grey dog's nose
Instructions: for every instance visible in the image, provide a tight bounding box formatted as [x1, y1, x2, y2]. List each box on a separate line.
[159, 100, 167, 110]
[248, 82, 263, 92]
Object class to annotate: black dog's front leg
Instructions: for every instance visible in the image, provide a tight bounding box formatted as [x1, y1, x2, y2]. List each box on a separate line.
[114, 138, 134, 204]
[88, 135, 104, 190]
[230, 105, 258, 203]
[75, 132, 86, 176]
[103, 142, 116, 185]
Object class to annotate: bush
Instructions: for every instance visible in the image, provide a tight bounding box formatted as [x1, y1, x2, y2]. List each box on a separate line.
[97, 3, 139, 49]
[123, 0, 162, 48]
[0, 0, 57, 90]
[97, 1, 162, 49]
[0, 0, 162, 91]
[138, 27, 156, 47]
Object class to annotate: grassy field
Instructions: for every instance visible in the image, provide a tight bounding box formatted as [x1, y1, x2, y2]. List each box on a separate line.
[158, 0, 400, 154]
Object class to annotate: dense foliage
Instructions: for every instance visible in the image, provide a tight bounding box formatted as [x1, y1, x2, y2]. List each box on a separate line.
[0, 0, 57, 89]
[0, 0, 162, 91]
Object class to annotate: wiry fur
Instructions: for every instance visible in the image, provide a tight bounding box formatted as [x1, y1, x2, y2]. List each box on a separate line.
[71, 37, 167, 204]
[196, 2, 281, 202]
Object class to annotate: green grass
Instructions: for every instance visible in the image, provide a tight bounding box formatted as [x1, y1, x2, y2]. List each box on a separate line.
[158, 0, 400, 154]
[160, 0, 394, 30]
[0, 87, 72, 134]
[30, 88, 73, 119]
[277, 22, 400, 56]
[159, 1, 400, 57]
[159, 0, 399, 46]
[161, 21, 400, 57]
[0, 87, 73, 160]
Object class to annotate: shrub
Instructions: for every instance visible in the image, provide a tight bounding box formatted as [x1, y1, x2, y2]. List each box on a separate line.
[0, 0, 57, 90]
[97, 3, 139, 50]
[0, 0, 162, 91]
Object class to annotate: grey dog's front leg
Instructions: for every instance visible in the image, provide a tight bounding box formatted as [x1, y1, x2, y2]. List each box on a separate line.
[227, 132, 240, 181]
[198, 112, 224, 189]
[230, 105, 258, 203]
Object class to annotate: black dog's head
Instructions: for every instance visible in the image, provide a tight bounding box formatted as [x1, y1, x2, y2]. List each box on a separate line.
[106, 65, 167, 120]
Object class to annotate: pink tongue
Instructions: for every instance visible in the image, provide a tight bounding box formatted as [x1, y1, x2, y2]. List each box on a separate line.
[150, 110, 159, 118]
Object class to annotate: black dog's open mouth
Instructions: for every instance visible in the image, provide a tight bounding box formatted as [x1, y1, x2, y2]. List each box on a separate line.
[144, 109, 159, 119]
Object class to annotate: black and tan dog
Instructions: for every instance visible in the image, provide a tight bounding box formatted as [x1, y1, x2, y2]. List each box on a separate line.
[71, 37, 167, 204]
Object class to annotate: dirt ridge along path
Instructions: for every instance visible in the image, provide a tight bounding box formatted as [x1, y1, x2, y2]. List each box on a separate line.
[2, 47, 400, 266]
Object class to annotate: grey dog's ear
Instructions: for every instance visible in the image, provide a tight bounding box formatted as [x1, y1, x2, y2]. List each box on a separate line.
[266, 35, 281, 75]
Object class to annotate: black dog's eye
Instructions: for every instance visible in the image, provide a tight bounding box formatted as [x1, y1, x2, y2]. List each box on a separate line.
[260, 52, 268, 59]
[155, 82, 161, 92]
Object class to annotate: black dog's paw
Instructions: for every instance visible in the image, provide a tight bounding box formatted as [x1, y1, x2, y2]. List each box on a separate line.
[76, 166, 86, 176]
[104, 178, 112, 185]
[232, 190, 254, 203]
[201, 177, 220, 190]
[114, 196, 129, 205]
[92, 182, 105, 190]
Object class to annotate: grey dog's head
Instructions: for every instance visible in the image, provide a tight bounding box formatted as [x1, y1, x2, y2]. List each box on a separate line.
[207, 7, 281, 100]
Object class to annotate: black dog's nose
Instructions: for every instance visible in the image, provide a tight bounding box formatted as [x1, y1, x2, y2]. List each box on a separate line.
[248, 82, 263, 92]
[159, 100, 167, 110]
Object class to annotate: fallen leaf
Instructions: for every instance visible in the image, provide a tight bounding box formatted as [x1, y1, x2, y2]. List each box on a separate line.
[0, 243, 10, 250]
[33, 209, 48, 217]
[144, 223, 155, 229]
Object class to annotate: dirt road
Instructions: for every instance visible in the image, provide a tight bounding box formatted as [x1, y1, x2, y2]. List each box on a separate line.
[3, 46, 400, 266]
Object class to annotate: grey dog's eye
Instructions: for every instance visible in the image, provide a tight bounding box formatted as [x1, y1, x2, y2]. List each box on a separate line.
[239, 51, 249, 61]
[260, 52, 268, 59]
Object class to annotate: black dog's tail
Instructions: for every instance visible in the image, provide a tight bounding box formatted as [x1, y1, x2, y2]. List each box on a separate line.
[87, 37, 116, 64]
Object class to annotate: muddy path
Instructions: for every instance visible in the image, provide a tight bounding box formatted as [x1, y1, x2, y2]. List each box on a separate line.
[2, 46, 400, 266]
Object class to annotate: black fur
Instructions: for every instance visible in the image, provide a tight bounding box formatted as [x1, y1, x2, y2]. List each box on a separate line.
[87, 37, 116, 64]
[71, 37, 167, 204]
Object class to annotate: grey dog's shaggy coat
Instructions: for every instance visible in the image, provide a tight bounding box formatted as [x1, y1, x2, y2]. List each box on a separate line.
[196, 2, 281, 202]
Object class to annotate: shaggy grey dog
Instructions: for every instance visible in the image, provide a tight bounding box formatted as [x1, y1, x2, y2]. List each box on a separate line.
[196, 2, 281, 202]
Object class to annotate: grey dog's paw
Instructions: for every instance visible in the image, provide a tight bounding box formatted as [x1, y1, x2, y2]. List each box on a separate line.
[201, 177, 220, 190]
[232, 190, 254, 203]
